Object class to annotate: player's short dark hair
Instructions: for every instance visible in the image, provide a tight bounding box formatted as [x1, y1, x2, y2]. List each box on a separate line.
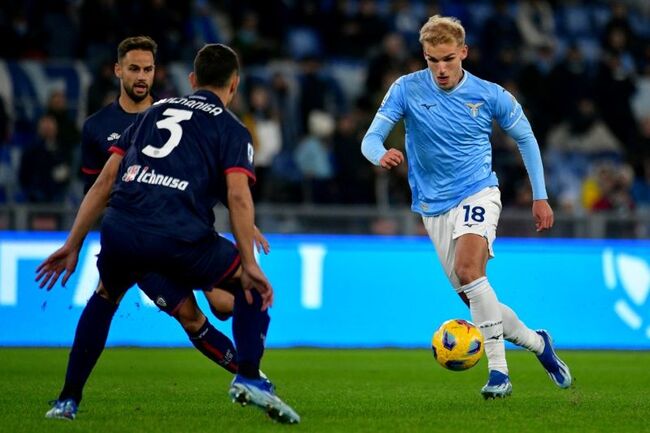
[194, 44, 240, 88]
[117, 36, 157, 61]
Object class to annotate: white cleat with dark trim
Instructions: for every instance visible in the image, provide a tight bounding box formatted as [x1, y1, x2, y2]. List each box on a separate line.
[45, 398, 78, 420]
[229, 375, 300, 424]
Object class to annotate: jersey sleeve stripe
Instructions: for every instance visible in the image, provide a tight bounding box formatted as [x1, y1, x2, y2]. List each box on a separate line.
[108, 145, 126, 156]
[224, 167, 257, 184]
[376, 113, 396, 124]
[81, 167, 101, 175]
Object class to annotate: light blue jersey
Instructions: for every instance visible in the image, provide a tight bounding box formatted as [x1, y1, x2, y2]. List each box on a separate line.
[362, 69, 547, 216]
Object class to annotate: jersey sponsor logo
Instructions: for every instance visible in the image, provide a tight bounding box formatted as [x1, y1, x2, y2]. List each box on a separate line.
[122, 164, 189, 191]
[247, 142, 254, 164]
[107, 132, 121, 141]
[421, 103, 437, 110]
[465, 102, 484, 117]
[122, 164, 142, 182]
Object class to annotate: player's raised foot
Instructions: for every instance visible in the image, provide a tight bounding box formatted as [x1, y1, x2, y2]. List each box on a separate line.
[536, 329, 572, 388]
[229, 375, 300, 424]
[45, 398, 78, 420]
[480, 370, 512, 399]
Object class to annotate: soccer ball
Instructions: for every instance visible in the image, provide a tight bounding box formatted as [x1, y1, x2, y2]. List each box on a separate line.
[431, 319, 484, 371]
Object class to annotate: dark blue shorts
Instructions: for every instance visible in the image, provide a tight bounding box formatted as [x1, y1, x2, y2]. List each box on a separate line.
[97, 218, 240, 315]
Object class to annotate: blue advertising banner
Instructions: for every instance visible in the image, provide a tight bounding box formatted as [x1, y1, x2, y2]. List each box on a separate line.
[1, 232, 649, 349]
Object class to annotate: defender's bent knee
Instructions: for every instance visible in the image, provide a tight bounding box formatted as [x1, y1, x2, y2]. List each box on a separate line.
[174, 297, 207, 333]
[210, 305, 233, 321]
[177, 310, 206, 334]
[95, 281, 122, 305]
[204, 288, 234, 321]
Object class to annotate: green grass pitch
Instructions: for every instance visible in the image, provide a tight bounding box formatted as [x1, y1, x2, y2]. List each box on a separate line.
[1, 348, 649, 433]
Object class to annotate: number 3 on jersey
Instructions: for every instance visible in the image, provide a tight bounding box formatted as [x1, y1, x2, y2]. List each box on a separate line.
[142, 108, 193, 158]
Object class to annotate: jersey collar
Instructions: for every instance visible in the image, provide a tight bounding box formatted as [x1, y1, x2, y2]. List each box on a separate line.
[113, 97, 128, 114]
[429, 68, 469, 95]
[114, 93, 157, 114]
[192, 89, 225, 107]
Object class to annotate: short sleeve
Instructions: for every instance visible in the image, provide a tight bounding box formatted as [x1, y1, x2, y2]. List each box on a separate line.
[494, 85, 524, 131]
[109, 121, 136, 156]
[222, 126, 256, 184]
[376, 77, 406, 124]
[81, 120, 105, 192]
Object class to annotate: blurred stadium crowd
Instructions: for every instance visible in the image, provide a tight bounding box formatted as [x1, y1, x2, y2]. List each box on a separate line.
[1, 0, 650, 221]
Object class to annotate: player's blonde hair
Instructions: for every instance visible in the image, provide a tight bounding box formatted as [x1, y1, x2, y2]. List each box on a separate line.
[419, 15, 465, 47]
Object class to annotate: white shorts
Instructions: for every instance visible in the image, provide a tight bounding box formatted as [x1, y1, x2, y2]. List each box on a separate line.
[422, 187, 502, 290]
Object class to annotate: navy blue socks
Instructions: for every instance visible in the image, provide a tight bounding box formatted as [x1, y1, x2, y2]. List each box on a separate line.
[188, 319, 238, 373]
[59, 292, 117, 403]
[232, 289, 270, 379]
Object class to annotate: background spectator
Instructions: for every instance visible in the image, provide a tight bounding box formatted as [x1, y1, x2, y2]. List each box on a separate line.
[516, 0, 556, 58]
[242, 84, 283, 202]
[0, 0, 648, 225]
[18, 115, 71, 203]
[295, 110, 336, 203]
[545, 98, 623, 212]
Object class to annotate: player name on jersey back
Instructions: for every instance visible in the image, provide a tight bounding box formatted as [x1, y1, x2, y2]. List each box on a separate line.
[153, 95, 224, 116]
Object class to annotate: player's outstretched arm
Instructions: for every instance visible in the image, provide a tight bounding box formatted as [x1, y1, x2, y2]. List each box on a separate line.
[226, 172, 273, 310]
[532, 199, 554, 232]
[505, 115, 553, 232]
[361, 115, 402, 169]
[35, 244, 81, 290]
[65, 153, 123, 248]
[35, 153, 123, 290]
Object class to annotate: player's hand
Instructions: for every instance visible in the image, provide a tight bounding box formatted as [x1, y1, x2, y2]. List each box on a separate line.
[532, 199, 554, 232]
[35, 243, 81, 290]
[379, 148, 404, 169]
[253, 225, 270, 255]
[240, 264, 274, 311]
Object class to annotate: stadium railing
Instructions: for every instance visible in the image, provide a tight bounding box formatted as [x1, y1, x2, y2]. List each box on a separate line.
[1, 204, 648, 239]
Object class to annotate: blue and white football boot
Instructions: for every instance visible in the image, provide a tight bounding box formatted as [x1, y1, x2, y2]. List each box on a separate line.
[536, 330, 572, 388]
[45, 398, 78, 420]
[229, 375, 300, 424]
[480, 370, 513, 399]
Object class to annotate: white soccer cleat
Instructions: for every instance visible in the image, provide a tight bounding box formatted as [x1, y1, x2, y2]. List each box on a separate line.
[45, 398, 78, 420]
[229, 375, 300, 424]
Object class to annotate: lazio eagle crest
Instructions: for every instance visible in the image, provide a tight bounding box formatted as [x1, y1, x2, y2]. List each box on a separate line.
[465, 102, 484, 117]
